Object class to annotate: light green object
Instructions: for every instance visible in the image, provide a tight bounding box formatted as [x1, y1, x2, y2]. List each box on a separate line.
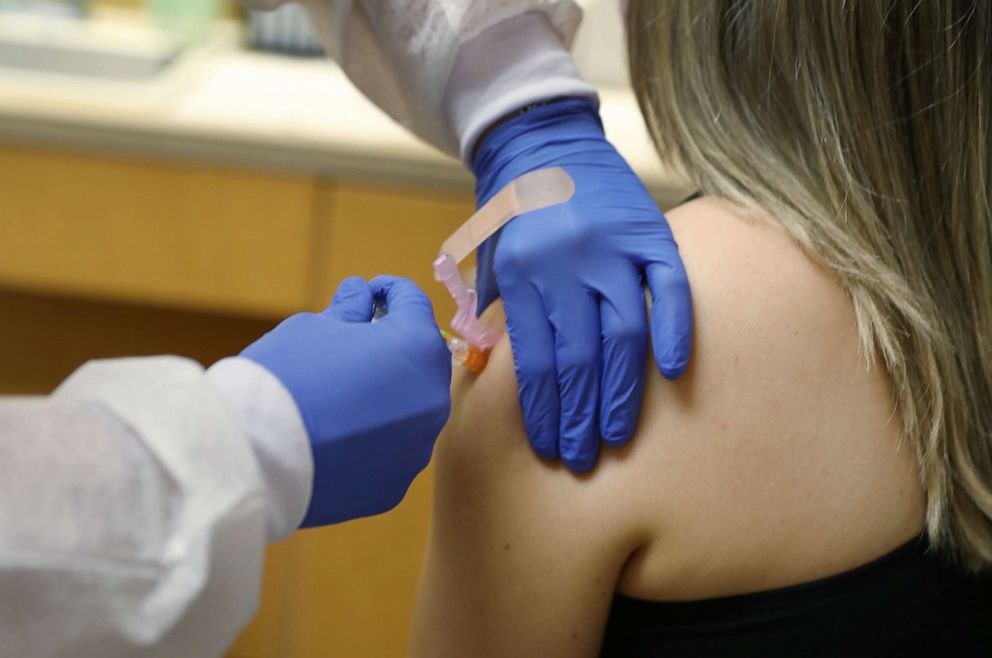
[149, 0, 221, 42]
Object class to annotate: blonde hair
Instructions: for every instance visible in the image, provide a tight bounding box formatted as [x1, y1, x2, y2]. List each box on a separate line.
[627, 0, 992, 570]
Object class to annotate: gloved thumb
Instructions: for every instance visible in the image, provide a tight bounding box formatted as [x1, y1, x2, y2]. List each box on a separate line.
[324, 276, 374, 322]
[369, 275, 436, 324]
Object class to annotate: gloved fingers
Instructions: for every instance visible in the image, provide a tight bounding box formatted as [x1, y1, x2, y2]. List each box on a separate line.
[474, 237, 501, 313]
[645, 255, 693, 379]
[501, 279, 560, 460]
[324, 276, 374, 322]
[368, 275, 437, 324]
[599, 276, 649, 447]
[551, 291, 602, 473]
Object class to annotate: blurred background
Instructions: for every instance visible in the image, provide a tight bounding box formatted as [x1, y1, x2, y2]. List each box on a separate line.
[0, 1, 687, 656]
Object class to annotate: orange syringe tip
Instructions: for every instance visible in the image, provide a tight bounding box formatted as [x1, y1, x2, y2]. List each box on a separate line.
[461, 345, 492, 374]
[440, 328, 492, 374]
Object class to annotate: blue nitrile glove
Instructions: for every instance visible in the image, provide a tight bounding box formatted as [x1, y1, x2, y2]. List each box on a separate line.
[473, 97, 693, 473]
[241, 275, 451, 527]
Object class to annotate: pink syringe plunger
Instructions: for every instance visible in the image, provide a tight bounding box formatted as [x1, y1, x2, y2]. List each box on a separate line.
[432, 252, 502, 349]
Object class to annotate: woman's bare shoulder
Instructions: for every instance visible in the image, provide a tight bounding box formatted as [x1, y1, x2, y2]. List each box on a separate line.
[632, 198, 922, 598]
[439, 197, 924, 602]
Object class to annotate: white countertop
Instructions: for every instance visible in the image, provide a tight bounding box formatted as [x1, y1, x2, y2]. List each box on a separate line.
[0, 17, 689, 204]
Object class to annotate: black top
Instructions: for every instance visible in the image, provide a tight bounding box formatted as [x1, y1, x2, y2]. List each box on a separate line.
[600, 536, 992, 657]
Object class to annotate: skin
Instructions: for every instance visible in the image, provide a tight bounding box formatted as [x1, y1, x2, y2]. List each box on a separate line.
[410, 198, 925, 658]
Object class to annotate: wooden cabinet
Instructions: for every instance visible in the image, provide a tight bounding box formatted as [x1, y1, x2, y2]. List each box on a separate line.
[0, 146, 317, 317]
[0, 143, 474, 657]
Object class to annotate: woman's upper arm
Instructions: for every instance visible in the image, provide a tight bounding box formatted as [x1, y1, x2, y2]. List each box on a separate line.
[410, 329, 648, 658]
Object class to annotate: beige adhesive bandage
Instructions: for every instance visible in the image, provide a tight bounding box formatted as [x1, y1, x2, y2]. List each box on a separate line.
[437, 167, 576, 269]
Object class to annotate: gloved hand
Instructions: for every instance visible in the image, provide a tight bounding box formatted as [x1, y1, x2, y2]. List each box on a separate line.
[241, 276, 451, 527]
[473, 97, 692, 473]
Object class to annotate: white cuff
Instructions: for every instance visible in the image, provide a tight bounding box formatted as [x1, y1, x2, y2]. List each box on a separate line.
[206, 357, 313, 543]
[445, 11, 598, 164]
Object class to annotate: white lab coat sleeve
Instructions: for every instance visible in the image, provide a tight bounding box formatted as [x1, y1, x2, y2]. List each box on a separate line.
[298, 0, 597, 161]
[0, 355, 312, 658]
[205, 356, 313, 541]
